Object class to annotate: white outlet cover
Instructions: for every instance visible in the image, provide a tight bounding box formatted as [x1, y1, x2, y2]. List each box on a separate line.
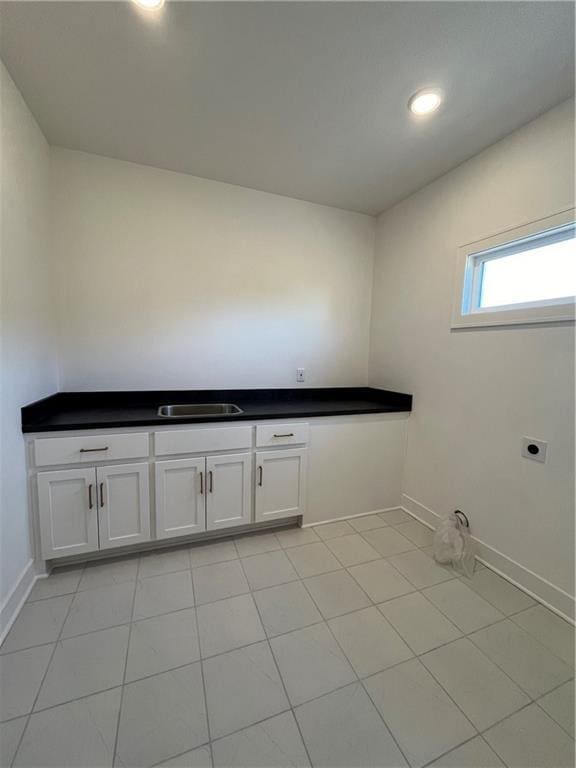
[296, 368, 305, 382]
[522, 437, 547, 463]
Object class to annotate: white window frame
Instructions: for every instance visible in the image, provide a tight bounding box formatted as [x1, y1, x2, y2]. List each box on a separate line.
[451, 209, 575, 329]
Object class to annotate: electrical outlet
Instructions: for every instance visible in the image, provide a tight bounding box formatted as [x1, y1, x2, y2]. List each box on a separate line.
[296, 368, 305, 383]
[522, 437, 547, 463]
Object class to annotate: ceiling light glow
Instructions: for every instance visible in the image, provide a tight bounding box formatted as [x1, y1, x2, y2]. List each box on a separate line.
[408, 89, 442, 116]
[132, 0, 165, 11]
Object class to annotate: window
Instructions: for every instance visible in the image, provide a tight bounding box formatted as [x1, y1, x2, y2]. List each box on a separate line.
[452, 210, 575, 328]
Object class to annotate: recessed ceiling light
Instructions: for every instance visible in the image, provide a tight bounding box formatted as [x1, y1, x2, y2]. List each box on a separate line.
[408, 89, 443, 116]
[132, 0, 165, 11]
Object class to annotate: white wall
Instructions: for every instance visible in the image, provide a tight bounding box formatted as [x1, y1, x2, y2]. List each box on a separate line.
[51, 148, 375, 391]
[370, 100, 575, 613]
[3, 67, 574, 622]
[0, 63, 58, 614]
[307, 414, 408, 525]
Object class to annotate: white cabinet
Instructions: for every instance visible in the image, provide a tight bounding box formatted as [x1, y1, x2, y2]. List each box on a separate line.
[97, 463, 150, 549]
[34, 433, 148, 467]
[37, 468, 99, 558]
[34, 423, 309, 560]
[37, 463, 150, 558]
[206, 452, 252, 530]
[256, 423, 309, 448]
[255, 448, 307, 523]
[155, 452, 252, 535]
[155, 427, 252, 456]
[155, 458, 206, 539]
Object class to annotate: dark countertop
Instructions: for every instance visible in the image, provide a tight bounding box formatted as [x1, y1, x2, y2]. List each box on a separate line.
[21, 387, 412, 433]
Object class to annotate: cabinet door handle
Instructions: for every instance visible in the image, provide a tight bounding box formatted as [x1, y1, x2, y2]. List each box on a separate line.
[80, 447, 109, 453]
[199, 471, 204, 495]
[273, 433, 294, 438]
[88, 483, 94, 510]
[258, 465, 263, 486]
[99, 482, 105, 507]
[209, 470, 213, 493]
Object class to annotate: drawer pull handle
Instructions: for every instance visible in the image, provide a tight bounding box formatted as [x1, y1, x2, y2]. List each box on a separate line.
[99, 482, 105, 506]
[258, 465, 263, 486]
[88, 483, 94, 510]
[209, 470, 213, 493]
[199, 471, 204, 495]
[273, 433, 294, 438]
[80, 447, 109, 453]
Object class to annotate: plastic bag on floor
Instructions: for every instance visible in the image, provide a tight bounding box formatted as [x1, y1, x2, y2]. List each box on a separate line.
[433, 510, 475, 578]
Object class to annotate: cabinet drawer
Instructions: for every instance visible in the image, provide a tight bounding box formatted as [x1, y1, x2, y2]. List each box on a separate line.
[34, 433, 149, 467]
[155, 426, 253, 456]
[256, 423, 309, 448]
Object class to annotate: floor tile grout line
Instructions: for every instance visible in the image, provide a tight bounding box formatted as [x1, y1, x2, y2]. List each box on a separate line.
[322, 533, 382, 569]
[3, 636, 571, 748]
[207, 677, 372, 741]
[365, 648, 482, 758]
[477, 696, 560, 738]
[194, 594, 214, 768]
[0, 620, 499, 723]
[5, 519, 573, 766]
[413, 579, 506, 635]
[58, 577, 137, 640]
[8, 566, 83, 767]
[476, 699, 537, 766]
[240, 569, 301, 594]
[8, 587, 569, 726]
[0, 557, 425, 656]
[419, 642, 532, 736]
[375, 587, 466, 653]
[26, 561, 87, 602]
[6, 562, 568, 712]
[295, 543, 516, 762]
[534, 695, 575, 740]
[296, 573, 415, 767]
[0, 639, 62, 659]
[412, 537, 548, 626]
[232, 538, 316, 768]
[32, 514, 546, 602]
[456, 577, 538, 618]
[197, 671, 418, 750]
[20, 525, 547, 637]
[418, 732, 497, 768]
[345, 545, 456, 598]
[7, 656, 546, 768]
[26, 567, 86, 604]
[465, 623, 574, 701]
[533, 675, 576, 701]
[4, 567, 568, 680]
[149, 740, 212, 768]
[111, 553, 142, 766]
[506, 610, 576, 665]
[477, 732, 512, 768]
[286, 560, 344, 581]
[360, 525, 420, 557]
[419, 698, 550, 768]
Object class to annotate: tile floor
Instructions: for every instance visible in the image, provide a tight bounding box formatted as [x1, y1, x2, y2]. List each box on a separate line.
[1, 513, 574, 768]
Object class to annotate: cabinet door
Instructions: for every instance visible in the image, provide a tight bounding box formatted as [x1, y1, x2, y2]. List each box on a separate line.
[155, 458, 206, 539]
[96, 463, 150, 549]
[37, 468, 99, 558]
[255, 449, 307, 523]
[206, 453, 252, 530]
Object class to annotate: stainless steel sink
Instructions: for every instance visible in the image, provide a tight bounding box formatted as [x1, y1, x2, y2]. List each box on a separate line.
[157, 403, 244, 418]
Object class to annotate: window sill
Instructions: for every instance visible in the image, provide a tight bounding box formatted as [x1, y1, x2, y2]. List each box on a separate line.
[451, 303, 575, 329]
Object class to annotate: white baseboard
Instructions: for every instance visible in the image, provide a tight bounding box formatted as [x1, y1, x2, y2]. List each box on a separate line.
[402, 493, 575, 624]
[302, 506, 402, 528]
[0, 559, 40, 645]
